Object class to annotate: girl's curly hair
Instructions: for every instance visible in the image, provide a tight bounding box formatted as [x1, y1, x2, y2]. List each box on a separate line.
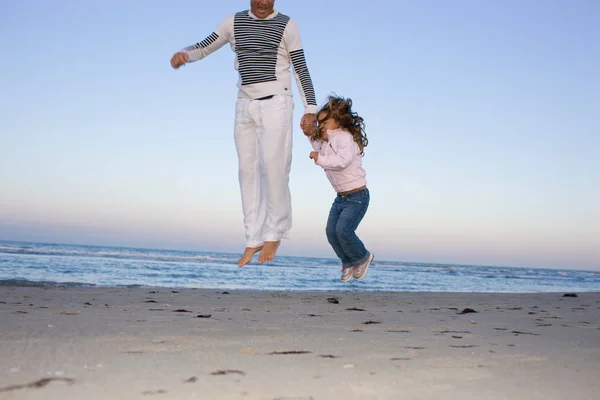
[313, 95, 368, 154]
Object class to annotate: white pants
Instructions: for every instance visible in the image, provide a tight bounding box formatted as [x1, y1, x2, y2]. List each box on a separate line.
[234, 95, 294, 248]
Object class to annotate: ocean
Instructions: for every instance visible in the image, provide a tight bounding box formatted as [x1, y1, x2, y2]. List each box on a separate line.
[0, 240, 598, 293]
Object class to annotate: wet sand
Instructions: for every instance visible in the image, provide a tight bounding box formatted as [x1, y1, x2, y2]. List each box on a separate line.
[1, 287, 599, 399]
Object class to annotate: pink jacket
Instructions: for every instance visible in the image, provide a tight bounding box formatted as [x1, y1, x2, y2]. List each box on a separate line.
[309, 128, 367, 193]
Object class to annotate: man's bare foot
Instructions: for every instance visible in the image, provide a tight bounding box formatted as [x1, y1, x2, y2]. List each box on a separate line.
[258, 241, 280, 264]
[238, 246, 263, 267]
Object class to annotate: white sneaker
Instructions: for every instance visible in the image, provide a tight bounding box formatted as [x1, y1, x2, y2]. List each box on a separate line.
[340, 267, 353, 282]
[352, 253, 374, 280]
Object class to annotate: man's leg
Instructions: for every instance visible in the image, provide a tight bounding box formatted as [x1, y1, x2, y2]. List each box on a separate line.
[234, 98, 267, 267]
[256, 95, 294, 264]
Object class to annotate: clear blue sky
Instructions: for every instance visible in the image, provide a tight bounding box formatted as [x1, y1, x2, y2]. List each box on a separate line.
[1, 0, 598, 270]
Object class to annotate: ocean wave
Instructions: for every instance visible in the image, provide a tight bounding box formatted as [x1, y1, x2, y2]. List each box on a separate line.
[2, 241, 599, 293]
[0, 245, 238, 264]
[0, 279, 97, 288]
[371, 262, 454, 269]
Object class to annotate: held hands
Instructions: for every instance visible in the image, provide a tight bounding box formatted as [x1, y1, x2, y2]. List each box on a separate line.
[170, 52, 189, 69]
[305, 114, 319, 164]
[303, 114, 319, 164]
[300, 113, 317, 137]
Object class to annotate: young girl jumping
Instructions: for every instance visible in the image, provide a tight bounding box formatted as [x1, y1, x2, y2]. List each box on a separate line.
[305, 95, 374, 282]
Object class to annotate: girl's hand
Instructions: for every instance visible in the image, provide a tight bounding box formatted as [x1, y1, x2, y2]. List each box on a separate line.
[309, 152, 319, 163]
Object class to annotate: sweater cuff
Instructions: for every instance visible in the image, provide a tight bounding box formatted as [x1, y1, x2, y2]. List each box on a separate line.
[180, 49, 192, 63]
[315, 155, 327, 167]
[304, 105, 318, 115]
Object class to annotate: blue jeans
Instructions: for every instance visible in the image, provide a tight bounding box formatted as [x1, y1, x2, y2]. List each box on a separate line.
[325, 188, 370, 269]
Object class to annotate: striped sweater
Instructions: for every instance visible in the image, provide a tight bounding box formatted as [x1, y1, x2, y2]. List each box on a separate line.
[182, 9, 317, 115]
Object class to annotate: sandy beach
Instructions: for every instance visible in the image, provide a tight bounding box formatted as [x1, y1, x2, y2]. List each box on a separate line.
[1, 287, 599, 400]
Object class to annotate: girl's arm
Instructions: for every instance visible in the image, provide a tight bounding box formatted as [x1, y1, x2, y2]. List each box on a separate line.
[309, 137, 323, 152]
[315, 134, 356, 171]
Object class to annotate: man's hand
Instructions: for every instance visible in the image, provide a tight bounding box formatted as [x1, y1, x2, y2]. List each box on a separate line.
[309, 151, 319, 163]
[170, 52, 189, 69]
[300, 113, 316, 136]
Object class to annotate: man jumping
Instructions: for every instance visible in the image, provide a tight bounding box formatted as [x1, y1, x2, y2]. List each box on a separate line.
[170, 0, 317, 266]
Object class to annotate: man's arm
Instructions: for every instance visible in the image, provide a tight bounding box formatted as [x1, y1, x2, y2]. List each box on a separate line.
[171, 14, 233, 68]
[284, 19, 317, 115]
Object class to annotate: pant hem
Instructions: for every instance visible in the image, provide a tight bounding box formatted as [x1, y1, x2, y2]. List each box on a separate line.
[264, 234, 288, 242]
[350, 250, 371, 267]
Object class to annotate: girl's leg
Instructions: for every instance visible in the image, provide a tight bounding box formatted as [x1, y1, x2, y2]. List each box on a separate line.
[335, 189, 371, 266]
[325, 197, 352, 268]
